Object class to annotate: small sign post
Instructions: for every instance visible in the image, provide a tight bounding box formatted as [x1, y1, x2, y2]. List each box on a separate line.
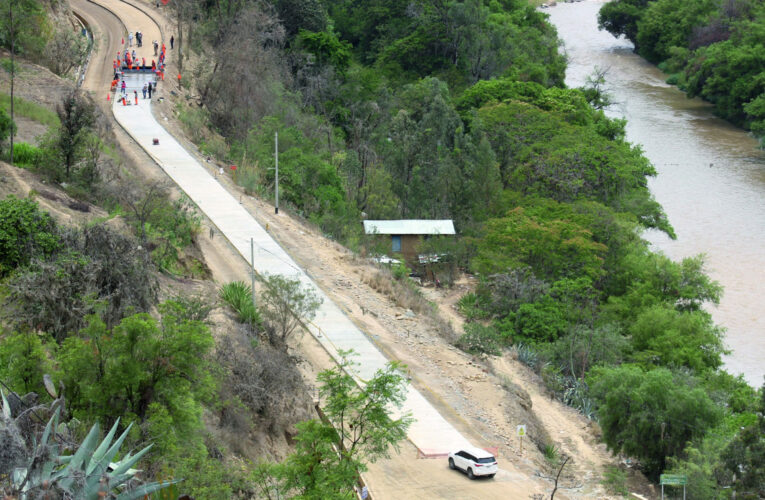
[660, 474, 687, 500]
[517, 424, 527, 455]
[230, 164, 237, 183]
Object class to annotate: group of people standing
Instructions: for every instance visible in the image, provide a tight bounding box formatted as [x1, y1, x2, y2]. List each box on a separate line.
[110, 26, 172, 107]
[128, 31, 143, 47]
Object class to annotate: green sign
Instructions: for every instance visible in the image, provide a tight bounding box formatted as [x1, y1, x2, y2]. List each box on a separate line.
[660, 474, 687, 485]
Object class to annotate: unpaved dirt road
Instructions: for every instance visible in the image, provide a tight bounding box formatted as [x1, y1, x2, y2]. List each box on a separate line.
[72, 0, 124, 92]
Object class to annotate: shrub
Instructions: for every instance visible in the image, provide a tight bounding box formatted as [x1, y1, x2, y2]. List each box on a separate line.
[215, 334, 309, 432]
[513, 343, 540, 371]
[391, 261, 411, 280]
[0, 107, 15, 153]
[258, 273, 322, 348]
[456, 323, 502, 355]
[601, 465, 629, 496]
[543, 443, 559, 463]
[7, 224, 157, 341]
[0, 195, 59, 276]
[456, 292, 486, 321]
[220, 281, 262, 327]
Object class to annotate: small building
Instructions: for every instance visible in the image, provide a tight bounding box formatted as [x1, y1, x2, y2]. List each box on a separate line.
[363, 219, 456, 264]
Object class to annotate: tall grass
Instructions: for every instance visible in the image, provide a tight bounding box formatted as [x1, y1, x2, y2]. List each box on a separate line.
[10, 142, 42, 167]
[220, 281, 262, 326]
[0, 94, 59, 127]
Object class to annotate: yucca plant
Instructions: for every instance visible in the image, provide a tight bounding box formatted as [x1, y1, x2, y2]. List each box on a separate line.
[219, 281, 262, 326]
[2, 390, 180, 499]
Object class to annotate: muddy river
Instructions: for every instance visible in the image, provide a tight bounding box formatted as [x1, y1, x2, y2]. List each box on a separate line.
[547, 0, 765, 385]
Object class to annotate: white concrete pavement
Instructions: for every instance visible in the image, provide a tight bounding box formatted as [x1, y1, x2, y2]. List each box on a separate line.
[112, 78, 473, 456]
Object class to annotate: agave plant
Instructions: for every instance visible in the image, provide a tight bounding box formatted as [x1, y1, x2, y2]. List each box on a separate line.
[2, 389, 180, 499]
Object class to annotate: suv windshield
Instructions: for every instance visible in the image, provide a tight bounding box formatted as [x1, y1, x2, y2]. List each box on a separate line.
[477, 457, 496, 464]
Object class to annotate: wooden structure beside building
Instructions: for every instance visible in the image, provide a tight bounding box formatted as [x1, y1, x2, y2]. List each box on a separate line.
[362, 219, 456, 264]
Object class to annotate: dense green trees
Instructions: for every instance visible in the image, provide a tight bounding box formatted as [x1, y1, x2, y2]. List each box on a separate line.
[59, 305, 215, 433]
[599, 0, 765, 141]
[328, 0, 565, 86]
[135, 0, 763, 492]
[0, 196, 58, 276]
[589, 366, 722, 476]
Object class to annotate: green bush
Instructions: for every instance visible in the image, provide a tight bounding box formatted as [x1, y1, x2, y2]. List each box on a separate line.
[543, 443, 559, 463]
[601, 465, 629, 496]
[0, 107, 15, 153]
[391, 260, 411, 280]
[456, 323, 502, 356]
[513, 343, 540, 371]
[456, 292, 486, 321]
[0, 195, 59, 276]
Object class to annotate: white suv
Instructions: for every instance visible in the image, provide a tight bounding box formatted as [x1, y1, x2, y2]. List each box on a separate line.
[448, 447, 498, 479]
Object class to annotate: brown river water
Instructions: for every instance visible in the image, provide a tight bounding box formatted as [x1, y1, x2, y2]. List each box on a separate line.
[546, 0, 765, 386]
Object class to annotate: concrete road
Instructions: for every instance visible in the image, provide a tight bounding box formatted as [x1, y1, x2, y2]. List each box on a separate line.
[112, 92, 475, 456]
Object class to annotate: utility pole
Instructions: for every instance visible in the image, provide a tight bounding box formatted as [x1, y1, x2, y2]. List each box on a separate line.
[250, 237, 256, 309]
[274, 131, 279, 214]
[9, 0, 15, 165]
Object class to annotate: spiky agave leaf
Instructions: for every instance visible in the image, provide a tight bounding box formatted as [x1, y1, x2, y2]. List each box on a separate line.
[55, 420, 101, 491]
[114, 478, 183, 500]
[0, 388, 11, 420]
[17, 411, 179, 499]
[108, 443, 153, 478]
[87, 418, 121, 476]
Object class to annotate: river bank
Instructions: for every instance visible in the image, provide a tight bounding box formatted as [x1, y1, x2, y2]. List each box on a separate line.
[547, 0, 765, 386]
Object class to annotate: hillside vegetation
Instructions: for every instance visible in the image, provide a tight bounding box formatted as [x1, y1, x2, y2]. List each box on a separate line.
[599, 0, 765, 144]
[0, 0, 762, 498]
[169, 0, 762, 496]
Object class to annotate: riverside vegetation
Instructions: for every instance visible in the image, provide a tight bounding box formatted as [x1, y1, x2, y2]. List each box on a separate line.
[0, 0, 763, 498]
[599, 0, 765, 145]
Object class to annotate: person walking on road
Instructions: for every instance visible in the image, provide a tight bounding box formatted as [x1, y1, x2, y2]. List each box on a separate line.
[134, 90, 138, 105]
[121, 80, 126, 96]
[148, 82, 152, 99]
[142, 83, 147, 99]
[170, 35, 174, 49]
[128, 32, 133, 47]
[153, 40, 158, 56]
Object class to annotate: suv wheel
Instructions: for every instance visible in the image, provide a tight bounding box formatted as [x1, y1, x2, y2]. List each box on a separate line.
[448, 458, 456, 470]
[467, 468, 475, 480]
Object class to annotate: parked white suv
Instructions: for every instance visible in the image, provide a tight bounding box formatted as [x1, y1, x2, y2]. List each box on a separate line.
[448, 447, 498, 479]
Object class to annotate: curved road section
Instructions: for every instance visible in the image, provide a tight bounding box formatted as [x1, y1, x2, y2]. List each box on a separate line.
[71, 0, 125, 91]
[75, 0, 475, 458]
